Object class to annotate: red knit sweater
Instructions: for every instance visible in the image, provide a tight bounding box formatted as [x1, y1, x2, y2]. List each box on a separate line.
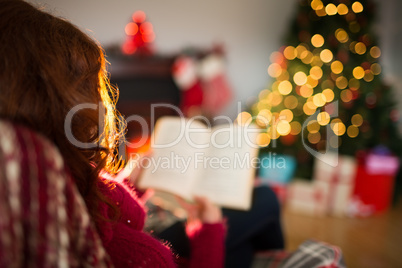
[0, 120, 225, 267]
[98, 179, 226, 268]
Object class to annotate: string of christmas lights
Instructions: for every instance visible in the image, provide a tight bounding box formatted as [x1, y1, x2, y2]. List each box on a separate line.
[238, 0, 398, 158]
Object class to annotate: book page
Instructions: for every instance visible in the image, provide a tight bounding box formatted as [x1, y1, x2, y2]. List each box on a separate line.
[138, 116, 210, 200]
[192, 124, 259, 210]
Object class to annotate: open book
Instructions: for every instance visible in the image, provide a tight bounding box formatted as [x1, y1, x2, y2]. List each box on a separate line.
[137, 116, 259, 210]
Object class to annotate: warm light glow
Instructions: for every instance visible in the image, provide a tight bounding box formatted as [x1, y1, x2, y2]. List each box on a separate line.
[313, 93, 327, 107]
[284, 46, 297, 60]
[347, 125, 359, 138]
[307, 120, 320, 133]
[259, 89, 270, 99]
[320, 49, 333, 63]
[337, 4, 349, 15]
[354, 42, 367, 55]
[268, 126, 280, 140]
[300, 85, 313, 98]
[353, 66, 365, 79]
[293, 72, 308, 86]
[125, 22, 139, 35]
[271, 92, 283, 106]
[308, 132, 321, 144]
[317, 112, 330, 126]
[331, 61, 343, 74]
[322, 89, 335, 102]
[265, 93, 274, 105]
[349, 78, 360, 90]
[349, 41, 357, 53]
[277, 70, 290, 81]
[311, 0, 324, 10]
[268, 63, 282, 78]
[303, 102, 316, 115]
[311, 34, 324, 47]
[301, 51, 314, 64]
[332, 122, 346, 136]
[272, 112, 279, 121]
[256, 102, 266, 112]
[296, 45, 308, 59]
[336, 76, 348, 89]
[256, 109, 272, 127]
[370, 46, 381, 58]
[310, 66, 323, 80]
[325, 3, 337, 15]
[311, 55, 324, 67]
[284, 95, 298, 109]
[352, 1, 364, 13]
[371, 63, 382, 75]
[279, 109, 294, 122]
[132, 10, 146, 23]
[277, 120, 291, 136]
[299, 51, 308, 60]
[331, 118, 342, 127]
[316, 8, 327, 17]
[351, 114, 363, 126]
[335, 29, 349, 43]
[278, 80, 293, 95]
[257, 133, 271, 147]
[142, 33, 155, 43]
[122, 42, 137, 54]
[306, 98, 317, 109]
[340, 89, 353, 103]
[363, 70, 374, 82]
[306, 76, 319, 88]
[236, 112, 252, 126]
[270, 52, 284, 64]
[140, 22, 153, 34]
[290, 121, 302, 135]
[252, 104, 260, 119]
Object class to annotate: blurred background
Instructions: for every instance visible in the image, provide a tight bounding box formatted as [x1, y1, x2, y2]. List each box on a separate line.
[25, 0, 402, 266]
[27, 0, 401, 119]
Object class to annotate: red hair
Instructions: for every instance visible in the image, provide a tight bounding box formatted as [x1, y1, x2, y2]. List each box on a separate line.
[0, 0, 124, 222]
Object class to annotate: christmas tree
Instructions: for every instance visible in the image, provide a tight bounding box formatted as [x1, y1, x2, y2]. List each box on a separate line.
[241, 0, 401, 177]
[122, 10, 155, 55]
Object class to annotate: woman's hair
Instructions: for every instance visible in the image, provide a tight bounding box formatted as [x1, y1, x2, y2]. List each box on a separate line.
[0, 0, 124, 222]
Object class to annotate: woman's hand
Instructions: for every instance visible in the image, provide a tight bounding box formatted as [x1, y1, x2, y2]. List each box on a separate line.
[177, 196, 223, 224]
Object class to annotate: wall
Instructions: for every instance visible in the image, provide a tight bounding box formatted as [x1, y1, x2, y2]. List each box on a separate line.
[27, 0, 402, 121]
[27, 0, 296, 118]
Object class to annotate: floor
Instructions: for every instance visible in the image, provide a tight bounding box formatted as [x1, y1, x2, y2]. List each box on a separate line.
[282, 199, 402, 268]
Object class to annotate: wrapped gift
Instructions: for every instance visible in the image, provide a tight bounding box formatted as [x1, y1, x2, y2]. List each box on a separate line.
[365, 147, 399, 175]
[349, 147, 400, 217]
[312, 153, 357, 217]
[287, 179, 327, 217]
[258, 153, 297, 184]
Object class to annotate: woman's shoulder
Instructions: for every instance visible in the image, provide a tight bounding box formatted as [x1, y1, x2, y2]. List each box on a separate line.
[104, 222, 177, 267]
[97, 176, 177, 267]
[99, 174, 147, 231]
